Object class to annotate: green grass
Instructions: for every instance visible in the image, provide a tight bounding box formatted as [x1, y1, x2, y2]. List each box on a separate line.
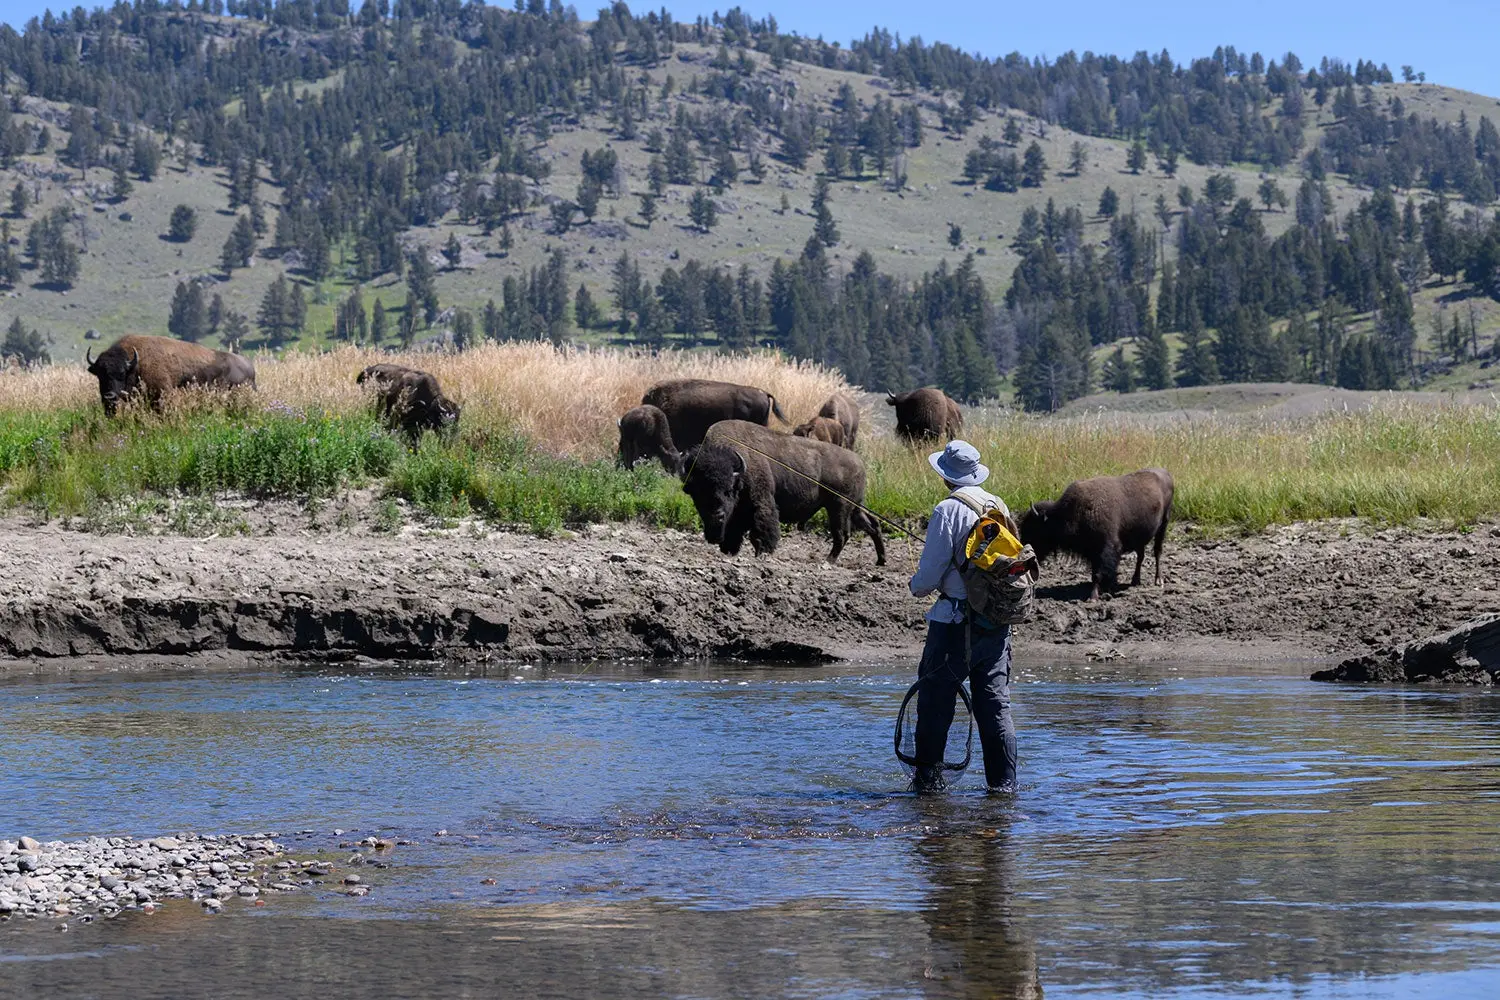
[2, 400, 1497, 535]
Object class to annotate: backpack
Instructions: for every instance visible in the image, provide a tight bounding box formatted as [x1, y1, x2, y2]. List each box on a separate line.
[949, 491, 1039, 626]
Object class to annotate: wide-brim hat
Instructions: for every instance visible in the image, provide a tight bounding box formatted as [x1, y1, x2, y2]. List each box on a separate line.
[929, 440, 989, 487]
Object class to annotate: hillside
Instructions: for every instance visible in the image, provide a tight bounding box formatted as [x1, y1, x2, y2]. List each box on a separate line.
[0, 5, 1496, 410]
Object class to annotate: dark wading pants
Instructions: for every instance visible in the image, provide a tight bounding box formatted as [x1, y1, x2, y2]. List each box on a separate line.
[915, 620, 1017, 790]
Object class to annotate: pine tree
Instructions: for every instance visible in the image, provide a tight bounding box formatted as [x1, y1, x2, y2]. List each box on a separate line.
[638, 192, 657, 228]
[1137, 325, 1171, 390]
[9, 183, 27, 219]
[168, 204, 197, 242]
[220, 310, 249, 352]
[167, 280, 208, 342]
[370, 298, 387, 345]
[257, 275, 290, 346]
[947, 223, 962, 249]
[443, 231, 463, 269]
[574, 282, 597, 328]
[482, 298, 501, 341]
[688, 188, 717, 232]
[1068, 141, 1088, 175]
[1175, 312, 1221, 387]
[406, 248, 438, 324]
[1098, 186, 1119, 217]
[220, 215, 255, 272]
[1, 316, 49, 365]
[1102, 344, 1135, 393]
[1127, 140, 1148, 174]
[1022, 142, 1047, 187]
[452, 308, 475, 352]
[812, 176, 839, 246]
[111, 159, 132, 202]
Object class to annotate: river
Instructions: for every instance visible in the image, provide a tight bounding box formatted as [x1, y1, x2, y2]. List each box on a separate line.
[2, 658, 1499, 998]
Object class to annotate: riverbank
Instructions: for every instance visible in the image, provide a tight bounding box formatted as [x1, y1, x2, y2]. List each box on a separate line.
[1, 506, 1495, 670]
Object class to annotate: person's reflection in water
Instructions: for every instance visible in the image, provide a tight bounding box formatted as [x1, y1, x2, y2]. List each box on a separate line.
[912, 801, 1042, 998]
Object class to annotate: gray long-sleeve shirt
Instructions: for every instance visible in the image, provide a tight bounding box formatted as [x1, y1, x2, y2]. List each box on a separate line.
[908, 485, 1011, 623]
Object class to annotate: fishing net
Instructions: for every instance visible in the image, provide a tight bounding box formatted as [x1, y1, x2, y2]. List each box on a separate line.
[894, 675, 975, 790]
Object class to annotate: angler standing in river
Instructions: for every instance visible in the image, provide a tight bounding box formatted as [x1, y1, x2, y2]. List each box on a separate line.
[907, 441, 1019, 794]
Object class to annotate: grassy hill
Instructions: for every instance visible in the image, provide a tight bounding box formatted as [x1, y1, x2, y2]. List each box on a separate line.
[0, 14, 1495, 393]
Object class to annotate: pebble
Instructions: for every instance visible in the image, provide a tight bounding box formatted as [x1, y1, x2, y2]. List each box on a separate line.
[0, 832, 288, 920]
[342, 875, 362, 885]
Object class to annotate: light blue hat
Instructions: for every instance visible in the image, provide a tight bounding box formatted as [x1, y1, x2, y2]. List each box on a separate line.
[929, 440, 989, 487]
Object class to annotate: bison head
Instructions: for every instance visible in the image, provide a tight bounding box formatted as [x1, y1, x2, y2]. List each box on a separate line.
[679, 444, 746, 546]
[86, 345, 141, 417]
[1016, 500, 1060, 563]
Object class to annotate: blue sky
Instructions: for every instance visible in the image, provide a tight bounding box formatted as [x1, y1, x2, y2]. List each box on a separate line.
[0, 1, 1494, 96]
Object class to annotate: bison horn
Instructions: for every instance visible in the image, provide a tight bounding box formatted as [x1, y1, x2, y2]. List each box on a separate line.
[84, 346, 93, 368]
[1030, 502, 1043, 519]
[731, 449, 746, 473]
[886, 390, 896, 400]
[126, 348, 140, 373]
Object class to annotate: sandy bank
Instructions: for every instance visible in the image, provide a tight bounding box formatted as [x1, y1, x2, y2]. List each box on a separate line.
[0, 510, 1496, 672]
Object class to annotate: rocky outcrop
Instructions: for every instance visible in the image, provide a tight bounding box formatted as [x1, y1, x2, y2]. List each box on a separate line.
[1313, 613, 1500, 684]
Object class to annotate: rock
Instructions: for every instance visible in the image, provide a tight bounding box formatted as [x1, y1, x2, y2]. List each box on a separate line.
[16, 855, 38, 872]
[99, 875, 120, 890]
[18, 837, 40, 852]
[342, 874, 362, 885]
[202, 898, 222, 912]
[345, 885, 369, 897]
[236, 886, 258, 897]
[209, 861, 229, 874]
[153, 837, 180, 851]
[1315, 614, 1500, 684]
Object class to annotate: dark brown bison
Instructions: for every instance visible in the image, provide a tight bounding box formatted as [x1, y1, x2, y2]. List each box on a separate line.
[814, 393, 860, 447]
[886, 388, 962, 443]
[792, 415, 845, 448]
[677, 443, 782, 558]
[380, 370, 461, 443]
[356, 363, 419, 389]
[617, 404, 681, 473]
[85, 334, 256, 417]
[641, 378, 788, 451]
[1018, 468, 1174, 601]
[693, 419, 885, 565]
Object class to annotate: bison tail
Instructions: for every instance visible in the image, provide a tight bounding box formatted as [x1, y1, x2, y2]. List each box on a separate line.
[768, 394, 789, 424]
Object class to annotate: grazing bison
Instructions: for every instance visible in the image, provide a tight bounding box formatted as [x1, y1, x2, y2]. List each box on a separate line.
[814, 393, 860, 448]
[641, 378, 788, 451]
[886, 388, 962, 443]
[85, 334, 256, 416]
[694, 419, 885, 565]
[1018, 468, 1174, 601]
[678, 443, 782, 557]
[380, 370, 461, 443]
[792, 415, 845, 448]
[356, 363, 419, 389]
[617, 404, 681, 473]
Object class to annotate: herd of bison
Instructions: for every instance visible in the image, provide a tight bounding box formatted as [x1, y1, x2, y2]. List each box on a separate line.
[79, 333, 1174, 601]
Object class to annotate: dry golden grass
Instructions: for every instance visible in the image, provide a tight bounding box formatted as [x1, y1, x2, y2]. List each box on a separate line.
[0, 345, 854, 459]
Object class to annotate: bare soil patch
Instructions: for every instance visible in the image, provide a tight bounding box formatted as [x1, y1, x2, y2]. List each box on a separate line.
[1, 506, 1496, 673]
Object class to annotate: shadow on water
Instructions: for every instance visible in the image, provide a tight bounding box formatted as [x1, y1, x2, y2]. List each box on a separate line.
[4, 660, 1500, 998]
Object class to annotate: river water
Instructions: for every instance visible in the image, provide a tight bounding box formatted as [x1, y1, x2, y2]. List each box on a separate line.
[3, 658, 1500, 998]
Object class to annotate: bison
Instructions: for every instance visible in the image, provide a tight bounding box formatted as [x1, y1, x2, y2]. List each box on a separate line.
[677, 443, 782, 558]
[814, 393, 860, 448]
[791, 415, 845, 448]
[617, 403, 681, 473]
[356, 363, 419, 390]
[886, 388, 962, 444]
[641, 378, 788, 451]
[690, 419, 886, 565]
[380, 370, 461, 444]
[85, 334, 256, 416]
[1018, 468, 1174, 601]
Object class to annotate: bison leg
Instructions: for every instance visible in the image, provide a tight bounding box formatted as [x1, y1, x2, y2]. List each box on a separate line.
[824, 500, 851, 564]
[1131, 548, 1145, 587]
[1152, 514, 1169, 587]
[1092, 544, 1122, 601]
[854, 509, 887, 567]
[749, 492, 781, 556]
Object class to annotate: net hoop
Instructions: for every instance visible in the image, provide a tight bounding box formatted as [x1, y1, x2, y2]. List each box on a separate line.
[893, 676, 975, 773]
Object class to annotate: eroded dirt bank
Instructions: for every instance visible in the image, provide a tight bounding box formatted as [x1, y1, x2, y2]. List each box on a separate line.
[1, 512, 1497, 670]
